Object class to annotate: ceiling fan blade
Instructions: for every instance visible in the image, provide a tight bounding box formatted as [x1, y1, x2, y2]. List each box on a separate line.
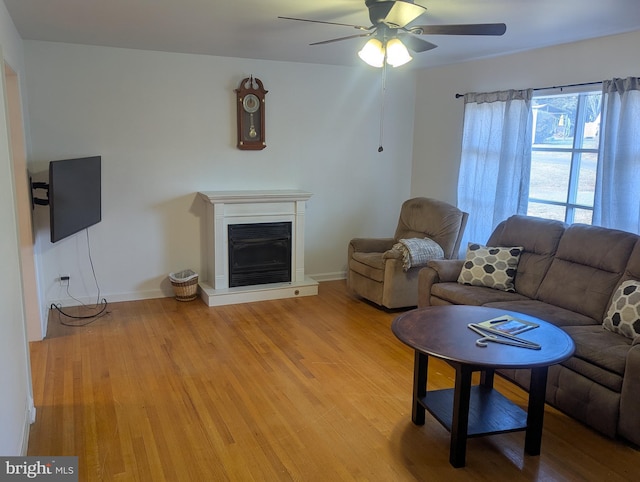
[278, 16, 373, 31]
[398, 33, 437, 53]
[367, 1, 426, 29]
[309, 33, 373, 46]
[385, 1, 427, 28]
[409, 23, 507, 36]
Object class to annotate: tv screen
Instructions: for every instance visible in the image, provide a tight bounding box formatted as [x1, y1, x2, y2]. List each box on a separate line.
[49, 156, 102, 243]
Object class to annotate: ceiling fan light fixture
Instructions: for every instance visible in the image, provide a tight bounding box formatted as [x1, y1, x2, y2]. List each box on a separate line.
[385, 38, 412, 67]
[358, 38, 385, 68]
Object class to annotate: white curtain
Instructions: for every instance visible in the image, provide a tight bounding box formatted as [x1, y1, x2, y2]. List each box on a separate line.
[593, 77, 640, 233]
[457, 89, 533, 252]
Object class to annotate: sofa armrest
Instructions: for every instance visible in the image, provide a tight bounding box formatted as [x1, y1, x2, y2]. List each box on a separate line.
[618, 343, 640, 446]
[427, 259, 465, 282]
[417, 259, 464, 307]
[349, 237, 396, 254]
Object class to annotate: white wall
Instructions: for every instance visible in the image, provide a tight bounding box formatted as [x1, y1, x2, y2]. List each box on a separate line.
[23, 42, 416, 309]
[7, 7, 640, 457]
[411, 30, 640, 206]
[0, 0, 34, 455]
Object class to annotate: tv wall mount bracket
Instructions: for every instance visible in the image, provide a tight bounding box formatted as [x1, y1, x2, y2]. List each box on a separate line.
[30, 176, 49, 209]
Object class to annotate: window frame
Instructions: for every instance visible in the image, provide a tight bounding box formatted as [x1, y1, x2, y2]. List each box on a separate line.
[528, 85, 602, 224]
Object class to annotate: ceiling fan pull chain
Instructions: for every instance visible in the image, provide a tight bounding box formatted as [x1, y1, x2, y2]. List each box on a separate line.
[378, 61, 387, 153]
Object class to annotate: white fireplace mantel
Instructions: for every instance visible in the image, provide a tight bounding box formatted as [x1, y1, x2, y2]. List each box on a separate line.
[197, 190, 318, 306]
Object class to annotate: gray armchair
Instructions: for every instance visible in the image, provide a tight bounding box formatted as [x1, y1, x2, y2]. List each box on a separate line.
[347, 197, 468, 309]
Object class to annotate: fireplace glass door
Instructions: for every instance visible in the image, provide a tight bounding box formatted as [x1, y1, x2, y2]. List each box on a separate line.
[228, 222, 292, 287]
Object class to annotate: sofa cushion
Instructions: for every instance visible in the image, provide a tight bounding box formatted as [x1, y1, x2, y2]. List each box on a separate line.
[603, 280, 640, 340]
[561, 325, 631, 392]
[432, 282, 530, 306]
[623, 240, 640, 279]
[487, 215, 566, 299]
[457, 243, 523, 292]
[536, 223, 638, 321]
[483, 299, 598, 327]
[499, 364, 621, 439]
[549, 365, 621, 438]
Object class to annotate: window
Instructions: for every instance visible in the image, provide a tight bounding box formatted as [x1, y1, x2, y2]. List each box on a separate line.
[458, 78, 639, 239]
[528, 88, 602, 224]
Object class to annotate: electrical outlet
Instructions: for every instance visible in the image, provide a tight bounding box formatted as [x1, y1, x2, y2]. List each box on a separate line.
[59, 274, 70, 286]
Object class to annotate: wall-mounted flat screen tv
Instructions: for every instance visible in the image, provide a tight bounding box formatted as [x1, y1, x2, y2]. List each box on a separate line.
[49, 156, 102, 243]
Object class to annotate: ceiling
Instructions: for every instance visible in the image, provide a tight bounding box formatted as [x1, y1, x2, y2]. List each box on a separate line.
[4, 0, 640, 69]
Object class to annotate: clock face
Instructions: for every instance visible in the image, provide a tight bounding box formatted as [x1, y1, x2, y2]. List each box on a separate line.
[242, 94, 260, 113]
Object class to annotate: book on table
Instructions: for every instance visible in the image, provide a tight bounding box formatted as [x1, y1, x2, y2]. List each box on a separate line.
[474, 314, 539, 337]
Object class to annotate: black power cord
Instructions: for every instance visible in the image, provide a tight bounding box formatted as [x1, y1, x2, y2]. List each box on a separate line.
[50, 298, 109, 327]
[51, 228, 110, 327]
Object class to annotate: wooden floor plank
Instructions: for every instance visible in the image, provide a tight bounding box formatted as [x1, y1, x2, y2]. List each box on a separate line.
[28, 280, 639, 481]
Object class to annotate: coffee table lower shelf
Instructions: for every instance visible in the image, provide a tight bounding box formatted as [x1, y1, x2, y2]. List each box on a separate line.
[421, 385, 528, 437]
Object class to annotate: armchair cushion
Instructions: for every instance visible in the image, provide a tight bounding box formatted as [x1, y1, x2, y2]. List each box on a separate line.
[350, 252, 386, 282]
[394, 198, 468, 259]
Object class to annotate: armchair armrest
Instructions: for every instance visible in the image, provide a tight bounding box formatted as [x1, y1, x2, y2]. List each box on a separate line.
[383, 249, 402, 260]
[349, 237, 396, 254]
[417, 259, 464, 307]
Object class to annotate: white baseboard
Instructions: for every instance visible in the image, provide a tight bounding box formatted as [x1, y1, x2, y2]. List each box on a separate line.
[48, 288, 167, 308]
[19, 397, 35, 456]
[309, 271, 346, 282]
[47, 275, 346, 309]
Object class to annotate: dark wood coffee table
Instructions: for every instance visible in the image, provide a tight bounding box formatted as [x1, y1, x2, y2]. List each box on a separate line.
[392, 305, 575, 468]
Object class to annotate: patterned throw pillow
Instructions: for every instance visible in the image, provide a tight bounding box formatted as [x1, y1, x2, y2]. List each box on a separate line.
[457, 243, 523, 292]
[603, 280, 640, 340]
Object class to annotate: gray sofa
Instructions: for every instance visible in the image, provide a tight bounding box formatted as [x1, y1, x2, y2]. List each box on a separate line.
[417, 215, 640, 446]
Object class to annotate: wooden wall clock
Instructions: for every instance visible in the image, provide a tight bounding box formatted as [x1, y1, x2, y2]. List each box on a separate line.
[235, 76, 268, 150]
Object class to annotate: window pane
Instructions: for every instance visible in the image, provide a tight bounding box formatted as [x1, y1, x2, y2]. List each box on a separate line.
[529, 151, 571, 203]
[533, 95, 578, 148]
[527, 202, 566, 221]
[576, 152, 597, 207]
[574, 209, 593, 224]
[529, 89, 601, 226]
[576, 93, 601, 150]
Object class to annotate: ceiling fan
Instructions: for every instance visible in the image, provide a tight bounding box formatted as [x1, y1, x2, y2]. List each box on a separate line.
[279, 0, 506, 67]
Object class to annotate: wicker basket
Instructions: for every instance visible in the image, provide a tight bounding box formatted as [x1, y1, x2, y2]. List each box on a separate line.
[169, 270, 199, 302]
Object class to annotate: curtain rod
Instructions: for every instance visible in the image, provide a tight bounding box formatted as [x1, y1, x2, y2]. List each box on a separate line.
[454, 80, 602, 98]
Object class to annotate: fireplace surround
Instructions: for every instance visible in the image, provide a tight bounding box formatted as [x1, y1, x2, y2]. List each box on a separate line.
[198, 190, 318, 306]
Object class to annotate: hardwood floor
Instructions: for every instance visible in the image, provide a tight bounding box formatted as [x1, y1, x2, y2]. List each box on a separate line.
[28, 280, 638, 481]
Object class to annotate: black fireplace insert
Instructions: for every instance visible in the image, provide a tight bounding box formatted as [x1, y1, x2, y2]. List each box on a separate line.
[228, 222, 292, 287]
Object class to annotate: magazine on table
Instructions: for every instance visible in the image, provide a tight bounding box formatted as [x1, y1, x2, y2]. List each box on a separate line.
[474, 314, 539, 336]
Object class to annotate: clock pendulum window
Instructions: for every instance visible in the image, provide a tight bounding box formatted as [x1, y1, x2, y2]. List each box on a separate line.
[235, 76, 268, 150]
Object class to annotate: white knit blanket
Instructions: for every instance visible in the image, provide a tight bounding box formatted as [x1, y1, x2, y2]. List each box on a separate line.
[393, 238, 445, 271]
